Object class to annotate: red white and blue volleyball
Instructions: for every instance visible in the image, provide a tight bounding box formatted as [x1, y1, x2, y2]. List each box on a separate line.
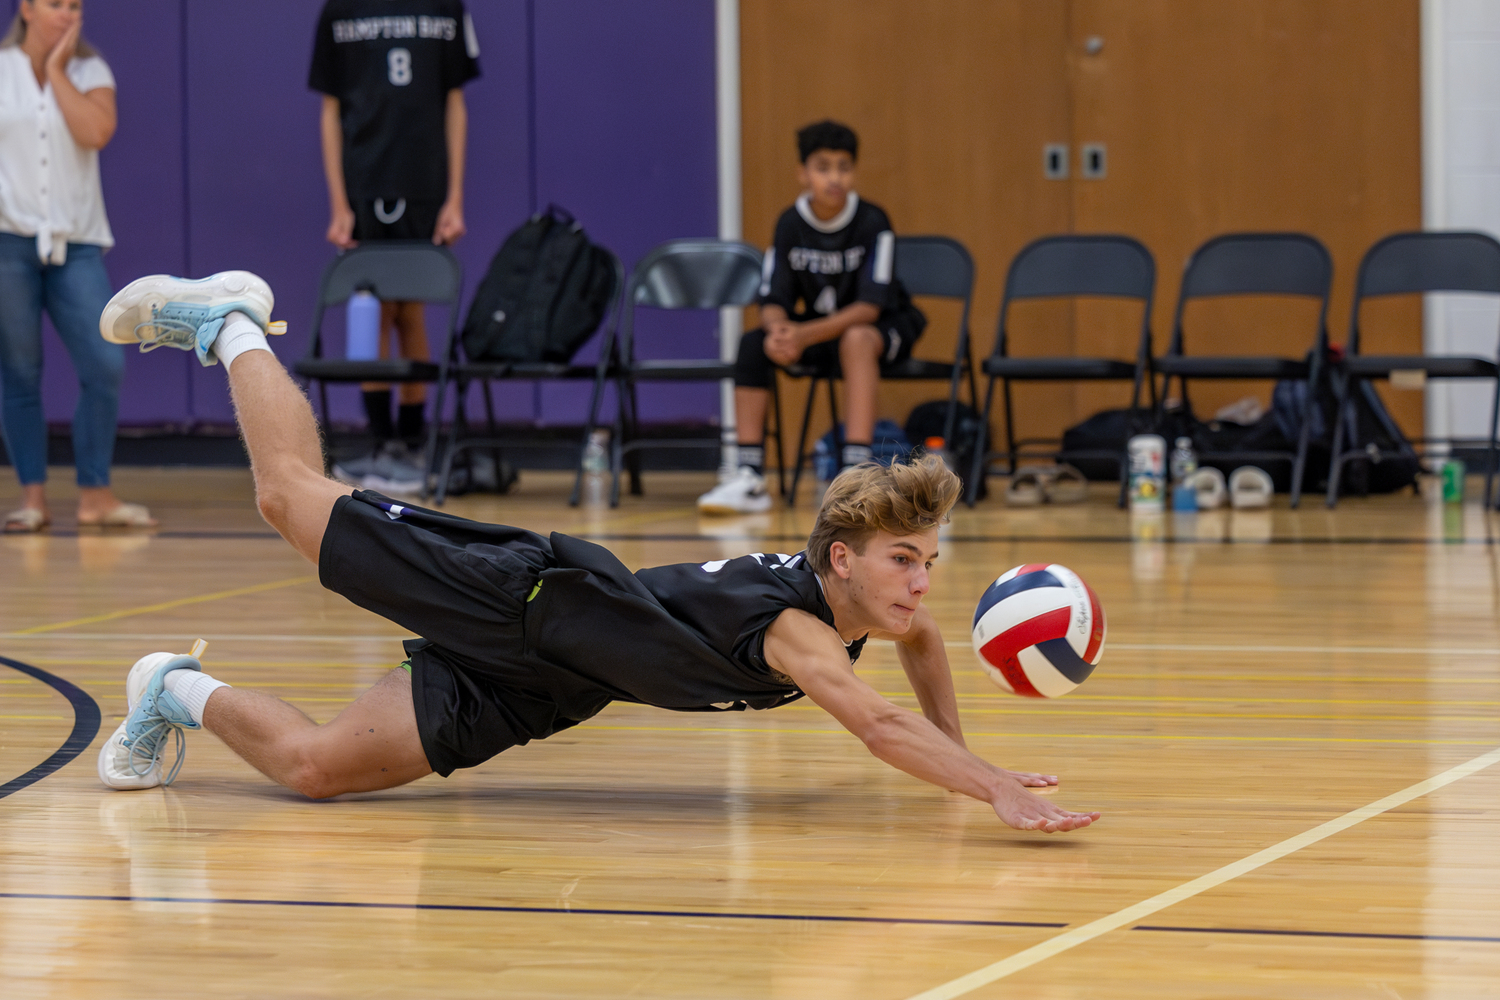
[971, 564, 1105, 698]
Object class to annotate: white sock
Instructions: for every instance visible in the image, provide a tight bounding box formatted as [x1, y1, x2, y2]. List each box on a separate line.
[163, 668, 230, 726]
[213, 311, 271, 371]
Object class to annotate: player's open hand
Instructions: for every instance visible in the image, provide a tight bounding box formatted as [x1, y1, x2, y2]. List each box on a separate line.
[991, 776, 1098, 833]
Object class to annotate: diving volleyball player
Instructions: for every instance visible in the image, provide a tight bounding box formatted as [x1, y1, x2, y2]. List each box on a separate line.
[91, 271, 1098, 834]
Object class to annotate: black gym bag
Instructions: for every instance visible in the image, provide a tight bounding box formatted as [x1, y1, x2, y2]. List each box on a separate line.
[461, 205, 616, 364]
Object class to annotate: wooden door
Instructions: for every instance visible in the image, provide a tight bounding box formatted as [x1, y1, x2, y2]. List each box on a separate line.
[739, 0, 1423, 463]
[740, 0, 1074, 453]
[1066, 0, 1423, 434]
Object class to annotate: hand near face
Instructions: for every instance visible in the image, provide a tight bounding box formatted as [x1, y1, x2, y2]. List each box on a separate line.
[45, 21, 80, 76]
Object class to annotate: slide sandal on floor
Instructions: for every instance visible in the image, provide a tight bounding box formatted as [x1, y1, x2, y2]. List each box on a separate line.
[1045, 463, 1089, 504]
[1006, 470, 1046, 506]
[1229, 466, 1274, 509]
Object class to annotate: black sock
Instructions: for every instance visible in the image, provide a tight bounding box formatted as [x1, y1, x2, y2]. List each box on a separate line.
[841, 442, 873, 469]
[397, 402, 426, 443]
[362, 390, 394, 444]
[738, 443, 764, 476]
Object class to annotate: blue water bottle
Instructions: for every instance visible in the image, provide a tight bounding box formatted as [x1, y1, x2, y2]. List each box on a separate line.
[345, 285, 381, 361]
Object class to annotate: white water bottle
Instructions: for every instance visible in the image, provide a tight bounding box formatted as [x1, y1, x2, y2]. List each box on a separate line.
[1127, 434, 1166, 510]
[345, 286, 381, 361]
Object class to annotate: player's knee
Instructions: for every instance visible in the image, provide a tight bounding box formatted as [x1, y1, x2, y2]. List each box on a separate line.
[253, 460, 318, 530]
[839, 324, 882, 358]
[284, 750, 344, 800]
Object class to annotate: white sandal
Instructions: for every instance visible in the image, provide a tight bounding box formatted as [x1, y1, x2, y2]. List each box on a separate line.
[80, 502, 157, 528]
[3, 507, 50, 533]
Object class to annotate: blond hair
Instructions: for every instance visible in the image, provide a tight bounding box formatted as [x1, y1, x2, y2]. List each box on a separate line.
[2, 3, 99, 58]
[805, 453, 961, 574]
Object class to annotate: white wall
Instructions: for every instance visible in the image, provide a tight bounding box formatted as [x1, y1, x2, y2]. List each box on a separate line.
[1423, 0, 1500, 446]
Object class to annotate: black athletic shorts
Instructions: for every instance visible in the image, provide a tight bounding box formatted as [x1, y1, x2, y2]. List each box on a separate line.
[352, 198, 442, 242]
[732, 308, 925, 388]
[319, 491, 583, 777]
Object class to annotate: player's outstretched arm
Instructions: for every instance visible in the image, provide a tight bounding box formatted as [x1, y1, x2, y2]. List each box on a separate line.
[869, 606, 1058, 789]
[765, 610, 1099, 834]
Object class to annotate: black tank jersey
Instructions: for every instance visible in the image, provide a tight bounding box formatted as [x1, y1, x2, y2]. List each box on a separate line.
[759, 193, 923, 326]
[522, 535, 867, 721]
[308, 0, 480, 201]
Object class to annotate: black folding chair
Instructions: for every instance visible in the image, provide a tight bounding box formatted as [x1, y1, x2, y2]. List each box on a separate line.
[1155, 233, 1333, 508]
[783, 235, 978, 505]
[967, 235, 1156, 507]
[293, 242, 462, 482]
[597, 239, 769, 507]
[1327, 231, 1500, 507]
[427, 250, 626, 506]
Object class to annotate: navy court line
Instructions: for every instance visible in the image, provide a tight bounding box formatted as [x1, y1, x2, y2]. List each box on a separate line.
[0, 892, 1065, 929]
[0, 655, 102, 800]
[1134, 924, 1500, 944]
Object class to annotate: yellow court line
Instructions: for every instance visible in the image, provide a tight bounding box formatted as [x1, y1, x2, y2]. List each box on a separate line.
[903, 744, 1500, 1000]
[11, 576, 317, 635]
[583, 724, 1498, 746]
[0, 715, 68, 720]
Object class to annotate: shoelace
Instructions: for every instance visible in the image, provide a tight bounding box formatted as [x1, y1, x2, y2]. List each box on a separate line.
[133, 311, 201, 352]
[126, 717, 188, 785]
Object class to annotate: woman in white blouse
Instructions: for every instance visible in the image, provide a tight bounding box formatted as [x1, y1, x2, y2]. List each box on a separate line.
[0, 0, 153, 531]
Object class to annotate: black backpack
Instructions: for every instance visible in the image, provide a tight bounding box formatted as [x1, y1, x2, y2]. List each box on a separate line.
[461, 205, 616, 364]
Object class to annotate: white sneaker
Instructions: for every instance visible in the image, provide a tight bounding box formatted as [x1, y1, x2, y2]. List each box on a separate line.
[98, 721, 161, 790]
[98, 651, 201, 791]
[99, 271, 282, 366]
[697, 466, 773, 515]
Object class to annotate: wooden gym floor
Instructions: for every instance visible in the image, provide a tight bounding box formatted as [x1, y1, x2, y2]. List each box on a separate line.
[2, 467, 1498, 999]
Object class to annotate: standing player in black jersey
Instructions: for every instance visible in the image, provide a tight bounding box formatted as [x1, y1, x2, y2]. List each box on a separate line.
[91, 269, 1097, 834]
[698, 120, 927, 515]
[309, 2, 480, 492]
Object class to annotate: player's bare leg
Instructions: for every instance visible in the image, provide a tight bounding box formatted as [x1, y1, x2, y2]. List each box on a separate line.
[390, 300, 430, 408]
[839, 323, 883, 446]
[203, 668, 431, 798]
[96, 272, 426, 794]
[224, 349, 350, 563]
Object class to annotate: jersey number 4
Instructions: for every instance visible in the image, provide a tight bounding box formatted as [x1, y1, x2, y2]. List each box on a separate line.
[388, 48, 412, 86]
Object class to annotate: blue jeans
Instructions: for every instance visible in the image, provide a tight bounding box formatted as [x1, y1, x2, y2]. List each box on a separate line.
[0, 234, 121, 487]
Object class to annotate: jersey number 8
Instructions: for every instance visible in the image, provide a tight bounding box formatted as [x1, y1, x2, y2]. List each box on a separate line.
[388, 48, 412, 86]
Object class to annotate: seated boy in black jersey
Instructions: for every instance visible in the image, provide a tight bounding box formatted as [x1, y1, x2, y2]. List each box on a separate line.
[92, 268, 1095, 834]
[698, 120, 927, 515]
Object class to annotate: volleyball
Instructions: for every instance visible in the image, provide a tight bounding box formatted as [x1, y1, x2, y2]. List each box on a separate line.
[971, 564, 1105, 698]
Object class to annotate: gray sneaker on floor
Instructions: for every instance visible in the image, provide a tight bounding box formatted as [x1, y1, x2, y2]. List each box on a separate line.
[331, 453, 375, 487]
[363, 441, 427, 495]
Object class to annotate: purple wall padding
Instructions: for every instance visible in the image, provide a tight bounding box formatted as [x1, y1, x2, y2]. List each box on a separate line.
[33, 0, 718, 429]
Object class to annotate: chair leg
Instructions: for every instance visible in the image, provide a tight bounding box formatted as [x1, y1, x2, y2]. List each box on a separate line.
[1289, 367, 1321, 509]
[1325, 372, 1353, 508]
[827, 377, 843, 469]
[788, 377, 820, 506]
[768, 375, 787, 498]
[434, 379, 467, 506]
[1002, 379, 1017, 476]
[967, 377, 997, 507]
[626, 380, 644, 496]
[1486, 377, 1500, 508]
